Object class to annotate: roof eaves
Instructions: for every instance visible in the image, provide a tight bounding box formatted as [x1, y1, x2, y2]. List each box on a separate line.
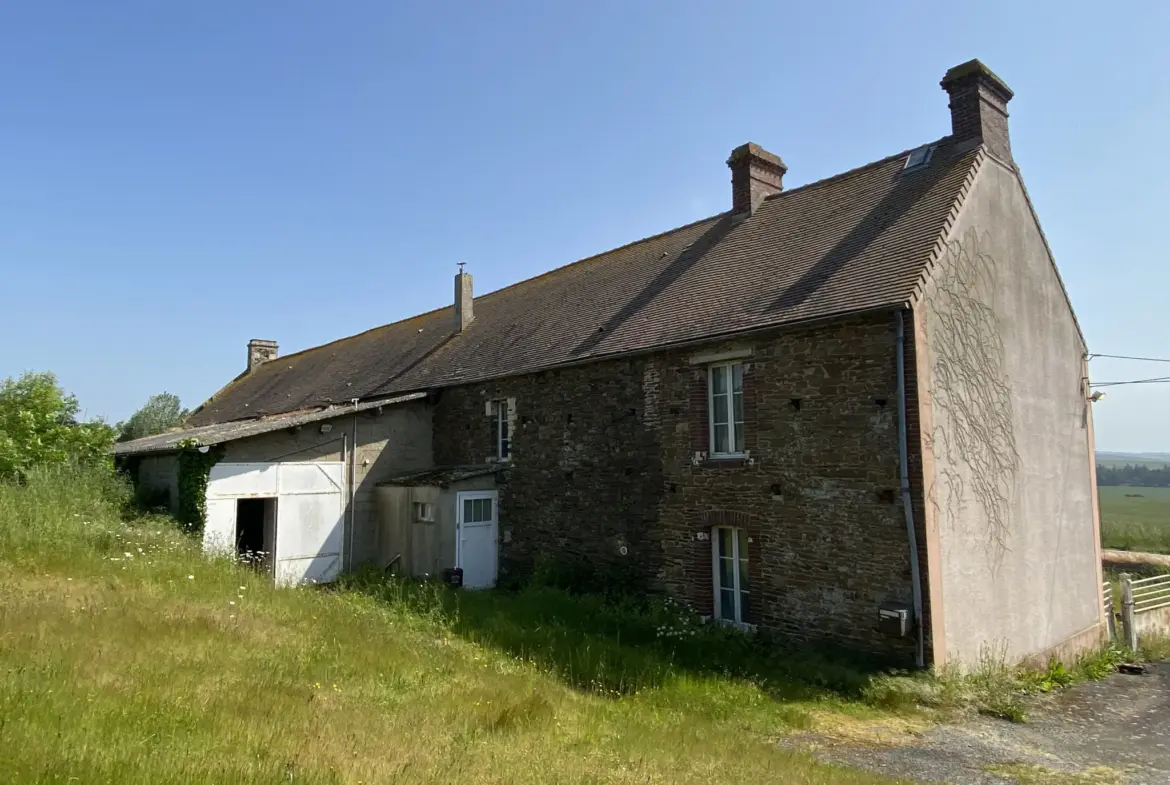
[113, 392, 427, 456]
[403, 303, 906, 394]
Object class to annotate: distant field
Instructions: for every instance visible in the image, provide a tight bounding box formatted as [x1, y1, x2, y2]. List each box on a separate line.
[1098, 485, 1170, 554]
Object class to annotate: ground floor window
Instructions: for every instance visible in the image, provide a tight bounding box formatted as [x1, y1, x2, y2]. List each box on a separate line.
[712, 526, 749, 624]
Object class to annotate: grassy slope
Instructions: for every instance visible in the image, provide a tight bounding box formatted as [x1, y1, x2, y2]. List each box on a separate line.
[1098, 486, 1170, 554]
[0, 470, 906, 785]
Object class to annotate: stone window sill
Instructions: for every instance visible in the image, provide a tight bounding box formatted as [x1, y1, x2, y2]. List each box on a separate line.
[700, 455, 752, 469]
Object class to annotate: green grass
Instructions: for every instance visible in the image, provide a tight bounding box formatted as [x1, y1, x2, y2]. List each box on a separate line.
[0, 467, 911, 785]
[1, 467, 1152, 784]
[1098, 485, 1170, 553]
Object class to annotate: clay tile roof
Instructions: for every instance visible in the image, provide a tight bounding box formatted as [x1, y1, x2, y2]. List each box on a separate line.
[186, 136, 981, 428]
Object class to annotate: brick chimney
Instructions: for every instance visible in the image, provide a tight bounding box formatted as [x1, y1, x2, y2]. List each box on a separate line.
[455, 264, 473, 332]
[940, 59, 1014, 162]
[247, 339, 278, 372]
[728, 142, 786, 215]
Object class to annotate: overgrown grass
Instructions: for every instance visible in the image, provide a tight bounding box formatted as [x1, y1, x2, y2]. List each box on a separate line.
[861, 639, 1135, 723]
[1, 467, 1157, 783]
[0, 467, 906, 785]
[1098, 485, 1170, 553]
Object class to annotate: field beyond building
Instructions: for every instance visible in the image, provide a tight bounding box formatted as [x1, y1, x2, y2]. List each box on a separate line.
[1098, 485, 1170, 555]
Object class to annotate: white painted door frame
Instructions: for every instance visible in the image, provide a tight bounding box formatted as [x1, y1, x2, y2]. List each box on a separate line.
[455, 490, 499, 589]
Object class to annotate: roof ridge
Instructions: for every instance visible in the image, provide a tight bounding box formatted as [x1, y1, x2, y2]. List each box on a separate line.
[204, 138, 949, 400]
[470, 210, 728, 306]
[241, 214, 729, 369]
[188, 212, 727, 420]
[187, 134, 981, 428]
[763, 135, 953, 204]
[185, 304, 451, 421]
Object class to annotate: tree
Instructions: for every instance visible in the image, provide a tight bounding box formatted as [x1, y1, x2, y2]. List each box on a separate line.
[117, 393, 189, 443]
[0, 371, 115, 479]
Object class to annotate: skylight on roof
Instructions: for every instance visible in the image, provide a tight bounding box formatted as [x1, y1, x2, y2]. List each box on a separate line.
[904, 145, 935, 170]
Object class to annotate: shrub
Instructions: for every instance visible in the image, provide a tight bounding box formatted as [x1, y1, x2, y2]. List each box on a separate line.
[0, 371, 115, 480]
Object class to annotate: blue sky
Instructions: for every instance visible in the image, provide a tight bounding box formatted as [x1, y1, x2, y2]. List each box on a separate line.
[1, 1, 1167, 451]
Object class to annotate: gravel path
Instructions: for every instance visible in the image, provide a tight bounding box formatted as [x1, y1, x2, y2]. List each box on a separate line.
[789, 662, 1170, 784]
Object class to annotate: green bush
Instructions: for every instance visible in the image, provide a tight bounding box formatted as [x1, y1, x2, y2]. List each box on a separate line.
[0, 371, 114, 480]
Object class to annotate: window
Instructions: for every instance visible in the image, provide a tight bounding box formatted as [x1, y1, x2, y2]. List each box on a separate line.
[412, 502, 435, 522]
[708, 362, 745, 456]
[489, 400, 510, 461]
[713, 527, 750, 625]
[462, 496, 493, 523]
[904, 144, 935, 170]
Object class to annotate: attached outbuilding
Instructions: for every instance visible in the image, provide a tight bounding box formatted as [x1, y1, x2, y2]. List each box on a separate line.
[375, 466, 500, 587]
[114, 391, 432, 586]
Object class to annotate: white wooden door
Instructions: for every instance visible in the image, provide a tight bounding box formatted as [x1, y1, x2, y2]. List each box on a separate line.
[203, 498, 237, 556]
[274, 463, 345, 587]
[456, 491, 498, 589]
[204, 463, 276, 556]
[204, 461, 345, 587]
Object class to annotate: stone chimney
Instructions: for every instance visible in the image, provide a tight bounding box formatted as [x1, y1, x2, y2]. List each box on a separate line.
[728, 142, 787, 215]
[247, 339, 278, 373]
[940, 59, 1014, 162]
[455, 264, 473, 332]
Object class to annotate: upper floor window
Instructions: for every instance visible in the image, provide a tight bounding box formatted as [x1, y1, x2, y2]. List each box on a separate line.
[708, 362, 744, 456]
[489, 399, 510, 461]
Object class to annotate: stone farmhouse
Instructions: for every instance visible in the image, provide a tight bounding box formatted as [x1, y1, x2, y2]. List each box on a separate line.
[116, 60, 1106, 668]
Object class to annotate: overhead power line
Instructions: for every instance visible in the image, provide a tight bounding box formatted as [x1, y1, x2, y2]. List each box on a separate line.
[1093, 376, 1170, 387]
[1088, 353, 1170, 364]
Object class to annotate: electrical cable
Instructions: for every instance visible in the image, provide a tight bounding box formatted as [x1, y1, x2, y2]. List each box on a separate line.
[1088, 353, 1170, 364]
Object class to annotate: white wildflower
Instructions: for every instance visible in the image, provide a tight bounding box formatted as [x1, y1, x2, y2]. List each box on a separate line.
[229, 601, 236, 606]
[188, 575, 194, 580]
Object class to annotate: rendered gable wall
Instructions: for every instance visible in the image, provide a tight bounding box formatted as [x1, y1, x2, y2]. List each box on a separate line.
[917, 157, 1104, 666]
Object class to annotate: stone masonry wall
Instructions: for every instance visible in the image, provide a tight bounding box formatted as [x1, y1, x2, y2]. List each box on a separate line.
[654, 313, 918, 660]
[433, 312, 922, 660]
[433, 357, 662, 589]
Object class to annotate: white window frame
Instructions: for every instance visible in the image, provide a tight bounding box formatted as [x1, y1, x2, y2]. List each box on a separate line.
[711, 526, 751, 627]
[707, 361, 745, 458]
[490, 399, 510, 462]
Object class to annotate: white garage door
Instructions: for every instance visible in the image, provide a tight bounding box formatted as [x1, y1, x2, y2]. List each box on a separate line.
[205, 462, 345, 587]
